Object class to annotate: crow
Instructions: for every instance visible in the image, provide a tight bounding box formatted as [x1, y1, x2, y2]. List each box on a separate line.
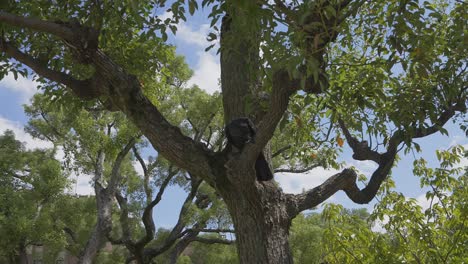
[225, 118, 273, 181]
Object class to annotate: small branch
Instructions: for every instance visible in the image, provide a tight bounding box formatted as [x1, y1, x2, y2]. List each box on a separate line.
[133, 146, 153, 201]
[113, 193, 133, 245]
[191, 236, 234, 245]
[143, 178, 202, 258]
[135, 169, 178, 249]
[107, 137, 137, 193]
[63, 227, 78, 244]
[272, 145, 292, 158]
[185, 228, 235, 234]
[132, 147, 148, 176]
[274, 164, 319, 174]
[195, 112, 217, 143]
[337, 0, 367, 24]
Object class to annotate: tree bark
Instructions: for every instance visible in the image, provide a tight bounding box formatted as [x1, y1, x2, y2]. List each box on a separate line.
[18, 243, 29, 264]
[221, 178, 293, 264]
[218, 5, 295, 262]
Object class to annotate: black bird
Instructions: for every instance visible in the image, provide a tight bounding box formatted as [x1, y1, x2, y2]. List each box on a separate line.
[225, 118, 274, 181]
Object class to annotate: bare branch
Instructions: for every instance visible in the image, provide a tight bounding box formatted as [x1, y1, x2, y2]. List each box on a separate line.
[133, 147, 148, 176]
[191, 236, 234, 245]
[135, 169, 178, 249]
[186, 228, 235, 234]
[144, 178, 202, 258]
[286, 159, 394, 218]
[274, 164, 319, 174]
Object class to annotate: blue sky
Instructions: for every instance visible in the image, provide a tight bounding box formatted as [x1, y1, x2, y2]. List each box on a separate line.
[1, 8, 467, 229]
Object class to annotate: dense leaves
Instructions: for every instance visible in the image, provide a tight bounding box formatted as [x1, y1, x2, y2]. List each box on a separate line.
[0, 131, 68, 262]
[0, 0, 466, 263]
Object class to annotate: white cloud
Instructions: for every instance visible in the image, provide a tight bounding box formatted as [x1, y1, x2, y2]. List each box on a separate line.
[133, 160, 145, 177]
[415, 193, 439, 211]
[186, 51, 220, 93]
[165, 18, 221, 94]
[276, 167, 341, 194]
[0, 116, 52, 149]
[371, 215, 389, 233]
[347, 160, 378, 176]
[71, 173, 94, 195]
[0, 116, 95, 195]
[0, 73, 38, 103]
[177, 23, 212, 47]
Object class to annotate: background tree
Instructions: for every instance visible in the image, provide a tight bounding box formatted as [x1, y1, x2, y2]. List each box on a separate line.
[0, 0, 466, 263]
[0, 130, 68, 263]
[25, 80, 232, 263]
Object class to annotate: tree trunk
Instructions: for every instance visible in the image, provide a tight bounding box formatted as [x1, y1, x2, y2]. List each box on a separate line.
[219, 6, 293, 262]
[219, 172, 293, 264]
[18, 243, 29, 264]
[78, 188, 113, 264]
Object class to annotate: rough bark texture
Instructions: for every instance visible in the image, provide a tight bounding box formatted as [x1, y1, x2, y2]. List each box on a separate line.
[221, 179, 293, 264]
[1, 2, 466, 263]
[218, 6, 296, 262]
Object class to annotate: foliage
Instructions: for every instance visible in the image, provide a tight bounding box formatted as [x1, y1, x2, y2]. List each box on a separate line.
[322, 146, 468, 263]
[185, 235, 238, 264]
[0, 130, 68, 261]
[0, 0, 467, 262]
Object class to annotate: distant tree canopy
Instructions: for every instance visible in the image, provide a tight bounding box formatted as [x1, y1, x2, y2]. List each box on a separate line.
[0, 0, 466, 263]
[0, 130, 67, 263]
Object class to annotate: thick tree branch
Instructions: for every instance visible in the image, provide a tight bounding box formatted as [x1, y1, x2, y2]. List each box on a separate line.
[289, 99, 467, 217]
[2, 12, 215, 186]
[338, 118, 381, 163]
[0, 11, 74, 40]
[112, 193, 133, 245]
[242, 0, 357, 163]
[0, 39, 100, 99]
[91, 50, 216, 185]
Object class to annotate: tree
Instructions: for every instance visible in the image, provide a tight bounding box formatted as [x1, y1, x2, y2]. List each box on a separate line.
[1, 0, 466, 263]
[25, 84, 232, 263]
[322, 146, 468, 263]
[0, 130, 68, 263]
